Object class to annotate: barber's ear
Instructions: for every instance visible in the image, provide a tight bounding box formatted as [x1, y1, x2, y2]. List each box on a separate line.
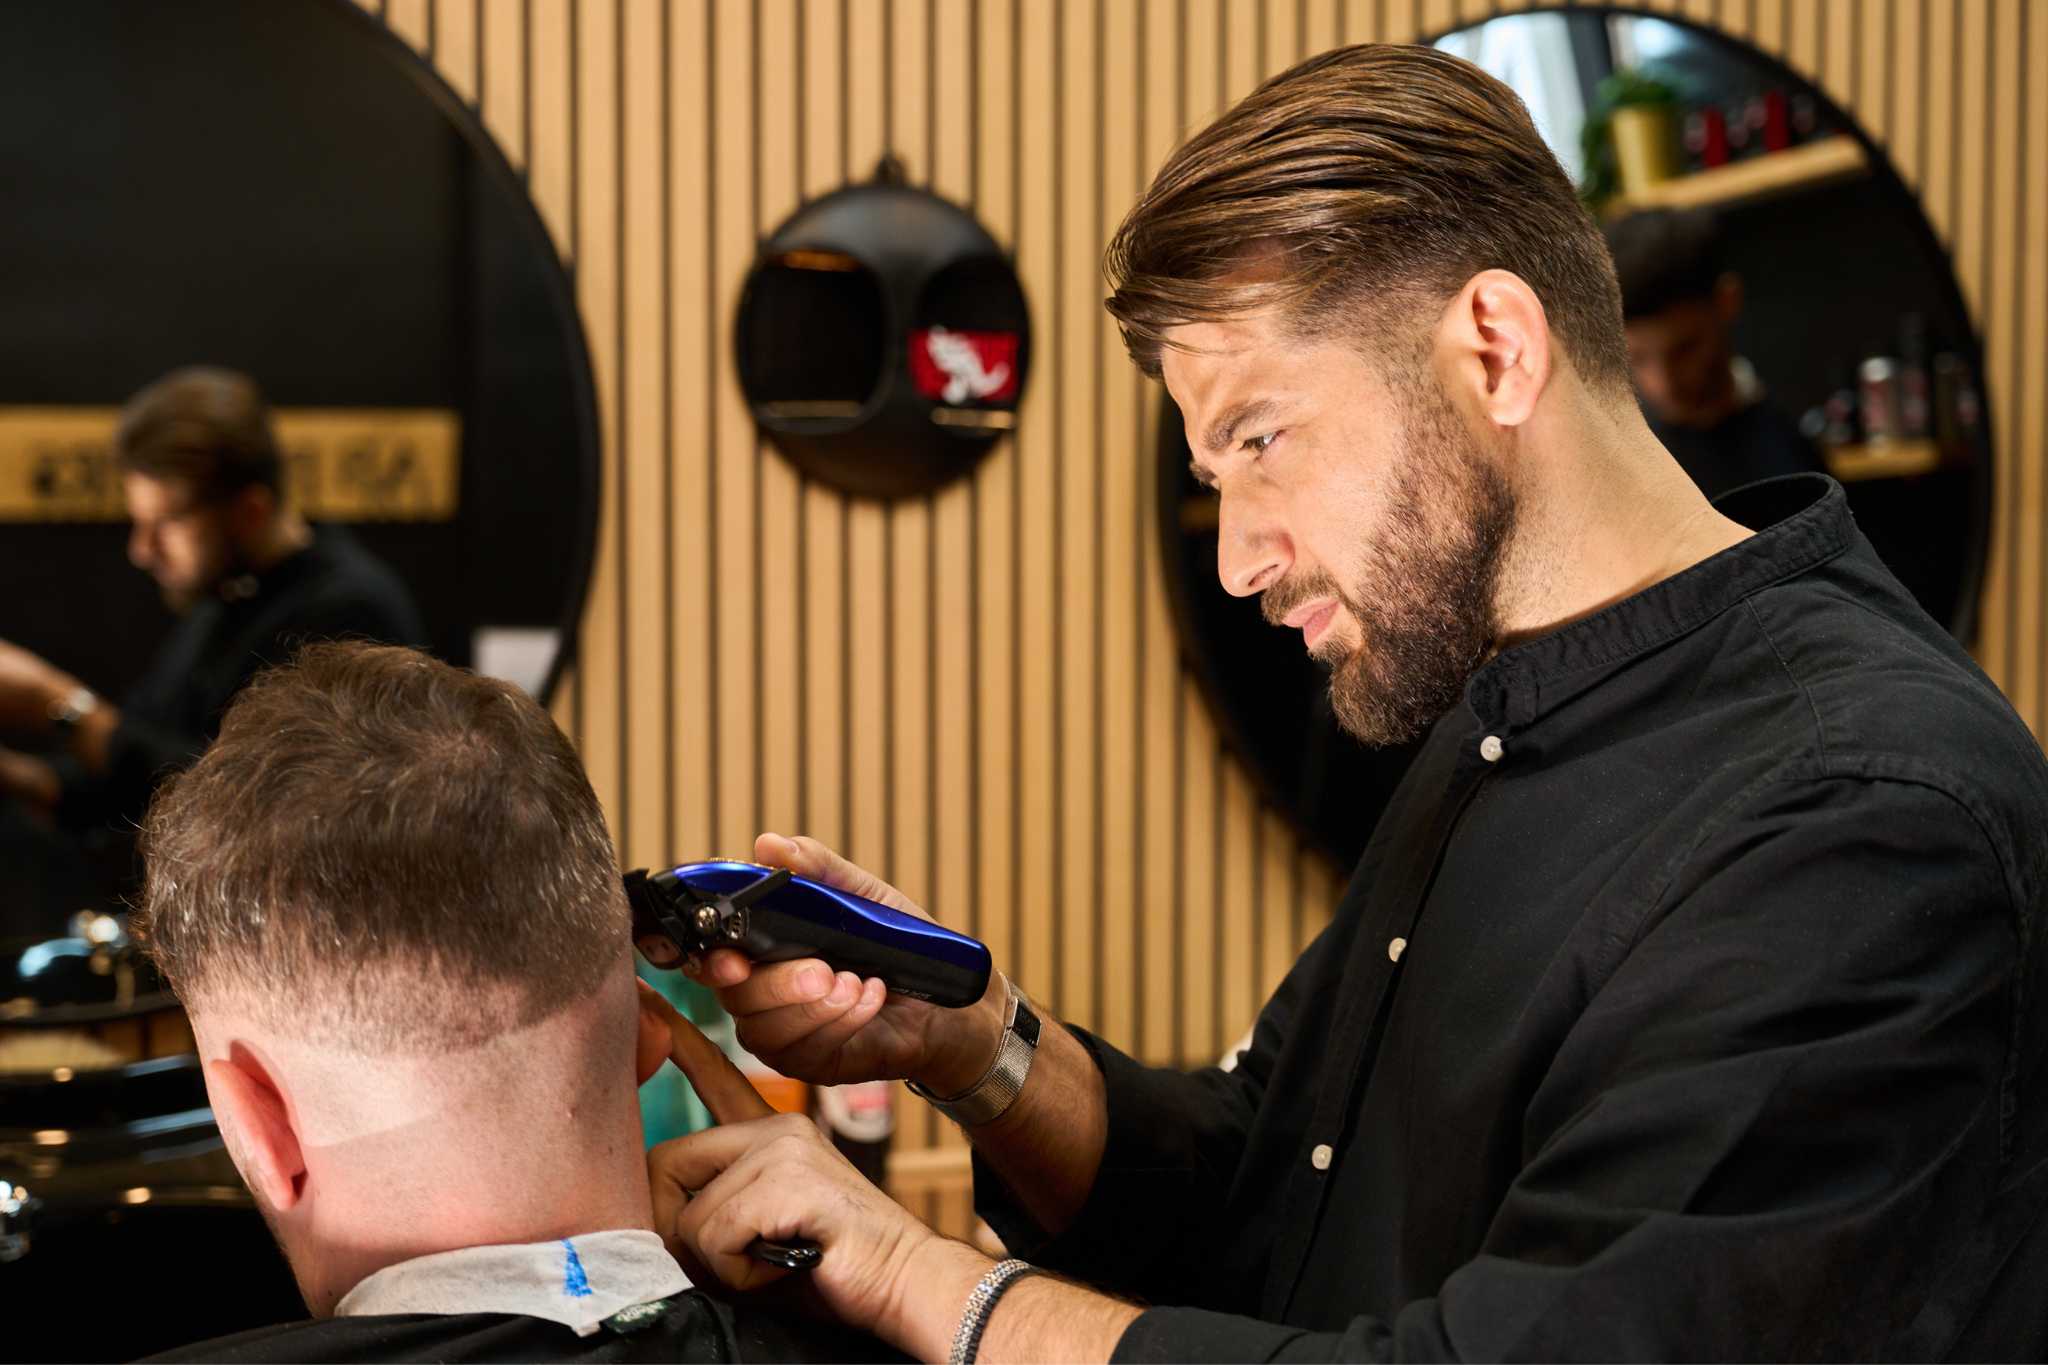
[202, 1046, 306, 1213]
[1441, 269, 1551, 430]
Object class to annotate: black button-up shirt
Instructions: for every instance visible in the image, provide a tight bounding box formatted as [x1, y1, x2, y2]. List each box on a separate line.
[978, 476, 2048, 1360]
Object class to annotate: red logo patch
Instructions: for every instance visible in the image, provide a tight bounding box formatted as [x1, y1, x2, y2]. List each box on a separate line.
[908, 327, 1020, 405]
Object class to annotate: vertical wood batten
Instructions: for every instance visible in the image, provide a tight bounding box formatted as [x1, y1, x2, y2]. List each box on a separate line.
[668, 0, 713, 861]
[573, 0, 624, 846]
[758, 0, 805, 846]
[1056, 0, 1102, 1036]
[1137, 0, 1182, 1067]
[928, 0, 980, 1162]
[479, 0, 525, 169]
[890, 0, 936, 924]
[971, 0, 1019, 1025]
[843, 2, 890, 888]
[388, 0, 430, 53]
[1176, 0, 1224, 1070]
[711, 0, 760, 860]
[1012, 0, 1059, 1006]
[2007, 5, 2039, 732]
[1097, 0, 1142, 1055]
[436, 0, 478, 105]
[619, 0, 666, 871]
[798, 0, 848, 857]
[1984, 0, 2023, 718]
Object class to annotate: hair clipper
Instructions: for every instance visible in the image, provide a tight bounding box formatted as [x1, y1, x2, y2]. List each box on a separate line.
[624, 860, 992, 1009]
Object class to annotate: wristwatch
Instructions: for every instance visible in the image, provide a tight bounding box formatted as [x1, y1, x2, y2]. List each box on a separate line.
[909, 974, 1040, 1127]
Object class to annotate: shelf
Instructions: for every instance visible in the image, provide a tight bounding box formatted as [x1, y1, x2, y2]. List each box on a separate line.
[1825, 438, 1943, 482]
[1605, 135, 1869, 218]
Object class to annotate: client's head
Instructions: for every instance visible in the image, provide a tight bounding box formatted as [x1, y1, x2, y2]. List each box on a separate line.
[136, 642, 649, 1315]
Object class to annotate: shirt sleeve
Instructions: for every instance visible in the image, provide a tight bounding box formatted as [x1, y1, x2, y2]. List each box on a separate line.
[973, 918, 1338, 1299]
[1111, 775, 2022, 1362]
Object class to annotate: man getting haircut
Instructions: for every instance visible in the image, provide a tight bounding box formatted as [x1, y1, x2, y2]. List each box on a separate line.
[136, 642, 888, 1363]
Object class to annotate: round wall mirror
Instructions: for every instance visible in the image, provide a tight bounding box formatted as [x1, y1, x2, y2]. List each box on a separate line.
[0, 0, 599, 709]
[1158, 5, 1993, 866]
[0, 2, 600, 1353]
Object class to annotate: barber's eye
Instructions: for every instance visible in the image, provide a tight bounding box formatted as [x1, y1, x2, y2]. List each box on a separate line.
[1243, 431, 1280, 456]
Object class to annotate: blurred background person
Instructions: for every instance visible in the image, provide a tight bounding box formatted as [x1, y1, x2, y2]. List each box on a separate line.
[0, 367, 425, 936]
[1603, 207, 1824, 499]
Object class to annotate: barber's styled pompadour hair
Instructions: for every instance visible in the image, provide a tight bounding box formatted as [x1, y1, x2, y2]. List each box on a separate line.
[1104, 43, 1630, 395]
[136, 642, 627, 1053]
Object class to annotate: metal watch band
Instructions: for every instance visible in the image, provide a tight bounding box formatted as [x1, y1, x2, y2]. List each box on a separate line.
[948, 1257, 1038, 1365]
[910, 974, 1040, 1127]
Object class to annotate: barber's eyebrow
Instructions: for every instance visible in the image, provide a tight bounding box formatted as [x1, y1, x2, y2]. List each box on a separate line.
[1202, 398, 1285, 455]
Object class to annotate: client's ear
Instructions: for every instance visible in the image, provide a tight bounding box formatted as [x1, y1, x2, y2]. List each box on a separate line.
[202, 1045, 307, 1213]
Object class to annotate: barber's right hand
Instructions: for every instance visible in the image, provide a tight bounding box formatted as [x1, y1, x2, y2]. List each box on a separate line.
[689, 833, 1007, 1098]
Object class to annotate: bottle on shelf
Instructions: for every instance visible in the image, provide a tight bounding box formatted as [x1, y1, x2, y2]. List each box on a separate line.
[813, 1080, 896, 1187]
[1898, 314, 1932, 441]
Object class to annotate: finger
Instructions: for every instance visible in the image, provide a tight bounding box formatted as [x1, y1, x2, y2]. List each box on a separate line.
[693, 948, 752, 987]
[716, 957, 834, 1017]
[637, 982, 773, 1124]
[651, 1114, 811, 1207]
[769, 974, 890, 1076]
[755, 832, 922, 917]
[634, 987, 673, 1085]
[730, 985, 873, 1059]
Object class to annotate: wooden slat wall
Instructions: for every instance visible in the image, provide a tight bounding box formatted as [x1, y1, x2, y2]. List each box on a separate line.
[359, 0, 2047, 1233]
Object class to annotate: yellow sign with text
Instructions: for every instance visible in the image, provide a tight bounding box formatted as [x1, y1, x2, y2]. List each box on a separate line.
[0, 407, 461, 522]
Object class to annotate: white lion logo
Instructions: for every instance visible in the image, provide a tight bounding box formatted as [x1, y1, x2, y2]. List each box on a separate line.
[923, 326, 1012, 404]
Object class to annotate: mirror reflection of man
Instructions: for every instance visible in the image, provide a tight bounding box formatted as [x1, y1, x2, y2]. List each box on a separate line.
[0, 368, 426, 933]
[1603, 207, 1824, 499]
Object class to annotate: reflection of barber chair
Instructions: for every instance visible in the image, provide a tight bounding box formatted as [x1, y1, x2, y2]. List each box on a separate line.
[0, 916, 302, 1361]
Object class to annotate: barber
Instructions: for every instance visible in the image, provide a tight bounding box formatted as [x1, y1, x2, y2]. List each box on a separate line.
[653, 43, 2048, 1364]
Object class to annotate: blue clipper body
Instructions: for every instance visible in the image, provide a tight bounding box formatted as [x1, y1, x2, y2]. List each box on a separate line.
[624, 860, 992, 1009]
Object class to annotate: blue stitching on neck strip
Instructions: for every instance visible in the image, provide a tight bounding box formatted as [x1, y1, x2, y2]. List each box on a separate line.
[562, 1240, 593, 1298]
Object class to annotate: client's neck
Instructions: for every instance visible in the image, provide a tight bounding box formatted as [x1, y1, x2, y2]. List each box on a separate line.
[263, 987, 657, 1317]
[298, 1082, 653, 1316]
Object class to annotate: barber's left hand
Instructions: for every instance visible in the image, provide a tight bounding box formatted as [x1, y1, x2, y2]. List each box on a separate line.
[0, 639, 66, 733]
[649, 1111, 937, 1336]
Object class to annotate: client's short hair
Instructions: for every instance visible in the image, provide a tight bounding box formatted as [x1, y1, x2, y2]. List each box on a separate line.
[136, 642, 626, 1053]
[115, 366, 284, 502]
[1603, 207, 1727, 321]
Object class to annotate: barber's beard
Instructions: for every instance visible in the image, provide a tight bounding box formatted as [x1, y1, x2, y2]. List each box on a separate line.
[1266, 384, 1516, 747]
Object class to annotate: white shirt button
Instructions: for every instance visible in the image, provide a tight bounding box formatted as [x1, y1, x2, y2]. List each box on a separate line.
[1311, 1143, 1333, 1171]
[1480, 734, 1505, 763]
[1388, 937, 1407, 963]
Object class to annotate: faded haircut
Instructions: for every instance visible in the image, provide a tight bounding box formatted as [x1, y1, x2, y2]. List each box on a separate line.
[1103, 43, 1631, 395]
[136, 642, 627, 1053]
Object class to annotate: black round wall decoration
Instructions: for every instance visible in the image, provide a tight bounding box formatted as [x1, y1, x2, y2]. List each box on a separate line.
[736, 159, 1030, 499]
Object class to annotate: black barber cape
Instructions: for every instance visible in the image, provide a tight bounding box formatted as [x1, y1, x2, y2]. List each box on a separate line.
[146, 1288, 907, 1363]
[53, 524, 424, 833]
[978, 476, 2048, 1361]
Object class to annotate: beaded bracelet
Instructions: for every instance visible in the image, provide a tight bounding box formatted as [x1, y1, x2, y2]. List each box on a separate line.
[949, 1257, 1039, 1365]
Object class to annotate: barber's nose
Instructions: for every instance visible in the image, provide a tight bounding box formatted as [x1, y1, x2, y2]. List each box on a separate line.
[127, 524, 153, 570]
[1216, 495, 1290, 598]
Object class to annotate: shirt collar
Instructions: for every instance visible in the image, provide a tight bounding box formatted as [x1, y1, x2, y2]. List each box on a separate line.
[1465, 474, 1852, 732]
[334, 1229, 689, 1338]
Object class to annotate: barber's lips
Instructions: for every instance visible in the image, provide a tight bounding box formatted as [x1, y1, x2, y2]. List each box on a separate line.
[1286, 599, 1339, 651]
